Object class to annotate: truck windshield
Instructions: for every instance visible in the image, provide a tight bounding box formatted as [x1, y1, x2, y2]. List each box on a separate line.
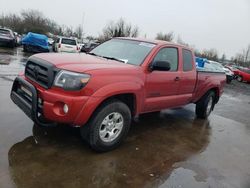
[90, 39, 156, 66]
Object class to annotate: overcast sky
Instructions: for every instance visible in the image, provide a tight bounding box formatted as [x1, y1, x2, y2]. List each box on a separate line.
[0, 0, 249, 58]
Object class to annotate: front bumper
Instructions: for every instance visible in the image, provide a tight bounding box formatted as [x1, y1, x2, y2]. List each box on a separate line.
[10, 77, 55, 126]
[0, 38, 13, 44]
[10, 77, 89, 126]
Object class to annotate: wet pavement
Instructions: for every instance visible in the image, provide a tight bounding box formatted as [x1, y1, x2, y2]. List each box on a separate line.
[0, 47, 250, 188]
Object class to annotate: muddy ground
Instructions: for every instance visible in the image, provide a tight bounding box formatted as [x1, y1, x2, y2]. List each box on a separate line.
[0, 47, 250, 188]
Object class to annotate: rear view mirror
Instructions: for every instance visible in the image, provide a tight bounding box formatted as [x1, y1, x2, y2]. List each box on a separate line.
[150, 60, 171, 71]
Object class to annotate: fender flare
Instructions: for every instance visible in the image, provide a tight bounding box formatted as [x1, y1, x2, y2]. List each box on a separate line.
[74, 82, 144, 126]
[194, 85, 220, 104]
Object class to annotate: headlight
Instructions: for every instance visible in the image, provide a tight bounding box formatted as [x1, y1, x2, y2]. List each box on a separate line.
[54, 70, 90, 91]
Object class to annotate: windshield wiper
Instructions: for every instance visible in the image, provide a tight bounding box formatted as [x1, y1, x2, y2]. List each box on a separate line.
[101, 56, 125, 63]
[86, 53, 125, 63]
[86, 52, 98, 56]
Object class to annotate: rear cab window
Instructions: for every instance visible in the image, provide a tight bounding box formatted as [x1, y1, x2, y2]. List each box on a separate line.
[182, 49, 193, 71]
[61, 38, 76, 45]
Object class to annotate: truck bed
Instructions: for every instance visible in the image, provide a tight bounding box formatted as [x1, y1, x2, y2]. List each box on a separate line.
[193, 70, 226, 103]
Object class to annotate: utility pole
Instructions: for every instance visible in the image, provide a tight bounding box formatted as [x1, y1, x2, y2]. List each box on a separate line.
[82, 12, 85, 40]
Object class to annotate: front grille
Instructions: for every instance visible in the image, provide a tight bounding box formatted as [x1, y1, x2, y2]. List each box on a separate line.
[25, 57, 56, 89]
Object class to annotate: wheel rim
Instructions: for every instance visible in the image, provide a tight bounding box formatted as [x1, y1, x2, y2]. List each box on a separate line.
[206, 96, 213, 116]
[99, 112, 124, 143]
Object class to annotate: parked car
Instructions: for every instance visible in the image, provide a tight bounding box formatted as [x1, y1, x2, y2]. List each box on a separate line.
[13, 32, 22, 46]
[48, 38, 54, 46]
[55, 37, 79, 53]
[0, 28, 16, 48]
[208, 61, 234, 83]
[22, 32, 49, 53]
[235, 68, 250, 82]
[225, 65, 240, 78]
[78, 43, 85, 51]
[223, 68, 234, 83]
[81, 42, 99, 52]
[10, 37, 226, 152]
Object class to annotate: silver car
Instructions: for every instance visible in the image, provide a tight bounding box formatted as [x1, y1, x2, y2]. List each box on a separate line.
[0, 28, 16, 48]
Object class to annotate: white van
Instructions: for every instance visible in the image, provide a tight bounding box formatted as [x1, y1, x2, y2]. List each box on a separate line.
[55, 37, 79, 53]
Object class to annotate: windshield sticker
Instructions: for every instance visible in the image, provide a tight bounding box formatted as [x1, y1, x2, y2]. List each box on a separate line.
[139, 42, 156, 48]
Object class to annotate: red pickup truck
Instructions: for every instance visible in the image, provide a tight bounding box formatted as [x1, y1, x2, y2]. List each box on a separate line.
[11, 38, 226, 151]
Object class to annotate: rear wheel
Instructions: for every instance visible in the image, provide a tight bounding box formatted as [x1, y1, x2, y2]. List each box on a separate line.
[196, 91, 215, 119]
[80, 99, 131, 152]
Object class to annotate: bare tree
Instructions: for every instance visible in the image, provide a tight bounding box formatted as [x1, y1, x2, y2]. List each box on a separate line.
[64, 26, 74, 37]
[0, 9, 77, 37]
[86, 35, 96, 40]
[244, 44, 250, 63]
[232, 44, 250, 67]
[201, 49, 219, 61]
[0, 13, 23, 33]
[220, 53, 226, 62]
[75, 25, 83, 39]
[194, 49, 202, 57]
[21, 9, 49, 34]
[99, 18, 139, 42]
[233, 53, 245, 66]
[155, 31, 174, 41]
[176, 35, 189, 46]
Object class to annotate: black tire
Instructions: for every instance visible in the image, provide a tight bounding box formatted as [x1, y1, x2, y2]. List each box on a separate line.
[23, 45, 27, 52]
[237, 75, 243, 82]
[9, 41, 15, 48]
[226, 79, 232, 84]
[195, 91, 215, 119]
[80, 99, 131, 152]
[226, 76, 232, 84]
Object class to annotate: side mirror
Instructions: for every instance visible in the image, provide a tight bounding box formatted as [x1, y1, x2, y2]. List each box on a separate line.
[150, 60, 171, 71]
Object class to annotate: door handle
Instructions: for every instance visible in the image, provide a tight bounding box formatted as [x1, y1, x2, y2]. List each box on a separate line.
[174, 77, 180, 81]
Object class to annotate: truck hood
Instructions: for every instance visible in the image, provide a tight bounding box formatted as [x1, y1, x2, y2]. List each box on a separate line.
[32, 53, 136, 73]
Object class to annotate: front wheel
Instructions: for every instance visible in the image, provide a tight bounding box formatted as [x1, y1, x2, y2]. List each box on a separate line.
[196, 91, 215, 119]
[9, 41, 15, 48]
[23, 45, 27, 52]
[226, 75, 232, 84]
[80, 100, 131, 152]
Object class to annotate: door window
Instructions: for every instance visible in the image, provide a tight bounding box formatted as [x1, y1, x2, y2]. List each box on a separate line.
[153, 48, 178, 71]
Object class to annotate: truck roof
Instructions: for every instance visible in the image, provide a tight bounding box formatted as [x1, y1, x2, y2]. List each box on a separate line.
[116, 37, 189, 48]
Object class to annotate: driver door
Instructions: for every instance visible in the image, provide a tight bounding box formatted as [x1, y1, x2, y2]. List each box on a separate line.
[144, 47, 181, 112]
